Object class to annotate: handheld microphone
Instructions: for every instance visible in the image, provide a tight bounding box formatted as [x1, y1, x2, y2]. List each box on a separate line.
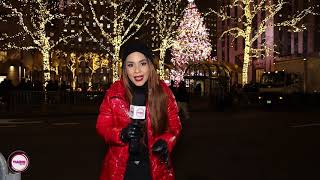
[129, 91, 146, 154]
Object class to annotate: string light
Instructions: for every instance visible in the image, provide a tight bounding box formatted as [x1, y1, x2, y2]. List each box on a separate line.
[149, 0, 184, 80]
[208, 0, 317, 85]
[55, 50, 109, 90]
[84, 0, 149, 82]
[0, 0, 82, 87]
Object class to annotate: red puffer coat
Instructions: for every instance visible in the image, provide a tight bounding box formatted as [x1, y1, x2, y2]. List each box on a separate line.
[96, 80, 181, 180]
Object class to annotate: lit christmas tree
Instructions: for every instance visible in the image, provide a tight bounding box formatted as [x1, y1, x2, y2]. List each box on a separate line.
[171, 0, 212, 81]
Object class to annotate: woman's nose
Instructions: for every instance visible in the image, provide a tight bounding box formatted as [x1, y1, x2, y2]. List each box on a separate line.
[134, 66, 141, 73]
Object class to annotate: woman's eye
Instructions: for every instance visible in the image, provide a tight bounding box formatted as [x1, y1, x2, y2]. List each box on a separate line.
[127, 64, 133, 67]
[141, 62, 147, 66]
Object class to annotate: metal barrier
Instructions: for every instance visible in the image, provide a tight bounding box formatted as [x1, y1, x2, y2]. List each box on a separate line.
[0, 153, 21, 180]
[6, 91, 104, 105]
[0, 90, 105, 113]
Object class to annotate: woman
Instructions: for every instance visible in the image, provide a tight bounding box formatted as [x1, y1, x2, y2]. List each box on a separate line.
[96, 41, 181, 180]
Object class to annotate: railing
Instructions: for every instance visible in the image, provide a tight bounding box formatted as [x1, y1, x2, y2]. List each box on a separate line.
[7, 91, 105, 105]
[0, 90, 105, 113]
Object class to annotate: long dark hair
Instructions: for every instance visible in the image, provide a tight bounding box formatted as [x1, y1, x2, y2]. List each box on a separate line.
[122, 59, 168, 135]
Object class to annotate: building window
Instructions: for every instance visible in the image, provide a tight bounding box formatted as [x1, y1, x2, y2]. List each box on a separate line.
[71, 19, 75, 25]
[86, 21, 90, 26]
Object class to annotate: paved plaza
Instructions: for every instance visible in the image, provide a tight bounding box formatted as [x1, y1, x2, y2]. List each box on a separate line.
[0, 98, 319, 180]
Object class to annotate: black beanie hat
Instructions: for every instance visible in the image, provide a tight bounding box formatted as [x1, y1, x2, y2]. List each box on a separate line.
[122, 40, 154, 65]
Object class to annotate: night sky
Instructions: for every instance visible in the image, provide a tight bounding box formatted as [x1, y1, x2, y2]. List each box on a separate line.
[194, 0, 217, 13]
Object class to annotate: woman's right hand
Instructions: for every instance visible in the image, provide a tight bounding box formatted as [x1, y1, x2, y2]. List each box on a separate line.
[120, 122, 142, 143]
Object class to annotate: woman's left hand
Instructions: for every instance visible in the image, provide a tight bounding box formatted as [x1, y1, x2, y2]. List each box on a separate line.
[152, 139, 169, 168]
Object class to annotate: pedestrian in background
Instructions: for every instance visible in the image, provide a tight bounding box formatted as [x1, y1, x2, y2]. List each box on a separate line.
[96, 40, 182, 180]
[169, 80, 177, 96]
[176, 80, 190, 120]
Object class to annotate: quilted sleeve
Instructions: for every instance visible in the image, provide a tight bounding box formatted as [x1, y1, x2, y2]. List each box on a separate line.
[96, 93, 125, 146]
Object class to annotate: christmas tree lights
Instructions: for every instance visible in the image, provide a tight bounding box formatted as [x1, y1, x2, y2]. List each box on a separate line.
[171, 0, 212, 82]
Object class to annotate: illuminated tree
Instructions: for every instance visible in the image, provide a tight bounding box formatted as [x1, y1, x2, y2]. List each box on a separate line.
[209, 0, 318, 85]
[171, 0, 212, 81]
[83, 0, 149, 82]
[0, 0, 81, 86]
[53, 51, 80, 90]
[83, 52, 109, 87]
[149, 0, 185, 79]
[0, 51, 7, 62]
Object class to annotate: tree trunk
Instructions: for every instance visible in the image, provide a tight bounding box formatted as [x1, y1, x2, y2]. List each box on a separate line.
[72, 69, 76, 91]
[242, 26, 252, 85]
[112, 46, 121, 82]
[159, 48, 166, 80]
[42, 49, 50, 86]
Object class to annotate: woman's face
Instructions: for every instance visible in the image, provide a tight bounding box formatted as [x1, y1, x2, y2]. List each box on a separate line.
[125, 52, 150, 86]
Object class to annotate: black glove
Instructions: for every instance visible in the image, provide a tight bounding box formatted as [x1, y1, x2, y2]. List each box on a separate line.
[152, 139, 169, 168]
[120, 122, 142, 143]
